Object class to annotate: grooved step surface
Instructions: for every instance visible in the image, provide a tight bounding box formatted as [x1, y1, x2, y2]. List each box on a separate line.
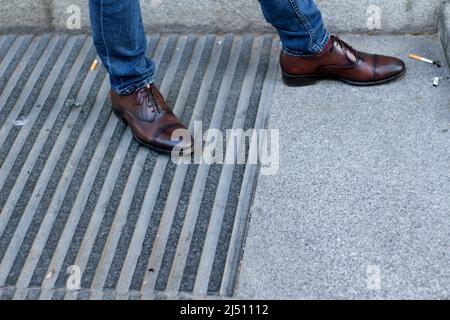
[0, 33, 279, 300]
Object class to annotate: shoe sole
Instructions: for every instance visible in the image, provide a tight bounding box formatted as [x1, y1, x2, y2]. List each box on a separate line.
[281, 68, 406, 87]
[112, 108, 193, 156]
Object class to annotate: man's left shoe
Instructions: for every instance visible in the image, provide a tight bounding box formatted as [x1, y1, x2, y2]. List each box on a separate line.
[280, 35, 406, 86]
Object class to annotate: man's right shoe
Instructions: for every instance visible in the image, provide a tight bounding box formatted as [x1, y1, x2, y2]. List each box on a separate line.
[280, 35, 406, 86]
[110, 83, 193, 154]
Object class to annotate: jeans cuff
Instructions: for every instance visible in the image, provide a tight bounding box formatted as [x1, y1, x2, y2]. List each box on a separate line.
[114, 76, 155, 96]
[318, 31, 331, 50]
[282, 30, 331, 57]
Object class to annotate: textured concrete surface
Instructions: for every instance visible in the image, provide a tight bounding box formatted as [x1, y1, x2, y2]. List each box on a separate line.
[237, 35, 450, 299]
[0, 0, 443, 34]
[440, 1, 450, 66]
[0, 0, 51, 32]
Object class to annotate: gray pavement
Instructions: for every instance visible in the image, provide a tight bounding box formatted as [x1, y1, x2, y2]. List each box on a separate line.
[237, 35, 450, 299]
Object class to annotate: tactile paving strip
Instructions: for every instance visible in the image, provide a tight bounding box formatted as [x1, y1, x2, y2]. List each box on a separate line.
[0, 33, 279, 300]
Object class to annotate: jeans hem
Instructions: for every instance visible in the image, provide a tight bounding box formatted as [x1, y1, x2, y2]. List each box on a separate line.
[282, 31, 331, 57]
[113, 76, 155, 96]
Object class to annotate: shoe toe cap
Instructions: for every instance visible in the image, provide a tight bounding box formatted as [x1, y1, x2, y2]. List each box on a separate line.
[376, 56, 406, 80]
[158, 126, 193, 153]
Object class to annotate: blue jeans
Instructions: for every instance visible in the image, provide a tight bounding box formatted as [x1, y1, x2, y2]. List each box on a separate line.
[89, 0, 329, 95]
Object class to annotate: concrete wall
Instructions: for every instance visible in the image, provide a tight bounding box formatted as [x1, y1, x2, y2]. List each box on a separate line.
[0, 0, 444, 34]
[439, 1, 450, 66]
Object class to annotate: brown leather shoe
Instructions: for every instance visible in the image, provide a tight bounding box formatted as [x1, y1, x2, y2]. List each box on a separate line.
[110, 83, 193, 154]
[280, 35, 406, 86]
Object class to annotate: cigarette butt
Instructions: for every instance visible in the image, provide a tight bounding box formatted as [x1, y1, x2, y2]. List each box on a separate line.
[433, 77, 440, 87]
[408, 54, 441, 67]
[90, 59, 98, 71]
[408, 54, 434, 64]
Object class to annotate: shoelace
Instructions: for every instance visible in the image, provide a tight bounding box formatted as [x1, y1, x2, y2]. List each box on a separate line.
[137, 84, 161, 114]
[332, 36, 366, 62]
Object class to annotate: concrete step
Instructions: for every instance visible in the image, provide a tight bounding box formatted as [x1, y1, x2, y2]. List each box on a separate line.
[0, 2, 449, 301]
[0, 0, 444, 34]
[237, 34, 450, 299]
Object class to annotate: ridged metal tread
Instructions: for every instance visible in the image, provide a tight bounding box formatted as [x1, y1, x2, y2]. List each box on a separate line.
[0, 33, 279, 300]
